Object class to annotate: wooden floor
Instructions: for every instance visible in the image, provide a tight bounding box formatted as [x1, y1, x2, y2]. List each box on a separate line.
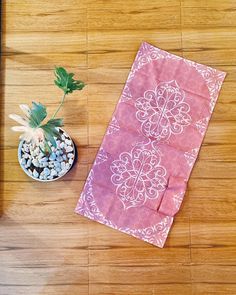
[1, 1, 236, 294]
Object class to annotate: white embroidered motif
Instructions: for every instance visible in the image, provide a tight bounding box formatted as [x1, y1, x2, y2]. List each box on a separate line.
[127, 42, 181, 83]
[195, 117, 210, 136]
[76, 169, 173, 248]
[120, 85, 132, 102]
[128, 42, 225, 113]
[184, 147, 199, 167]
[172, 192, 185, 211]
[107, 117, 120, 135]
[110, 144, 167, 210]
[184, 60, 226, 113]
[135, 80, 191, 142]
[94, 147, 108, 166]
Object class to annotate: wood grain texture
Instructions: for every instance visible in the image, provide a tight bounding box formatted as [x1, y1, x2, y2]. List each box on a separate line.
[1, 1, 236, 294]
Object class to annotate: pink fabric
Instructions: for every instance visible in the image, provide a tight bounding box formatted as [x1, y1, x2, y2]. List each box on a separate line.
[75, 42, 226, 248]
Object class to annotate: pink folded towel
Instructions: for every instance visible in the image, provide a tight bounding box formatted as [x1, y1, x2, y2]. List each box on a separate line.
[75, 42, 226, 248]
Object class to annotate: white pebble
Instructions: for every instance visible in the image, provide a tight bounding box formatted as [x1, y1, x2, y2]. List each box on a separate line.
[63, 154, 67, 161]
[67, 153, 74, 159]
[20, 158, 26, 166]
[61, 161, 66, 170]
[50, 169, 57, 177]
[28, 169, 33, 176]
[60, 142, 65, 149]
[69, 158, 74, 165]
[42, 161, 48, 167]
[32, 159, 39, 167]
[33, 169, 39, 178]
[65, 146, 73, 153]
[48, 162, 54, 168]
[57, 156, 63, 162]
[55, 167, 62, 173]
[59, 169, 67, 176]
[65, 139, 72, 146]
[49, 152, 56, 161]
[26, 159, 32, 168]
[23, 153, 30, 159]
[43, 167, 50, 176]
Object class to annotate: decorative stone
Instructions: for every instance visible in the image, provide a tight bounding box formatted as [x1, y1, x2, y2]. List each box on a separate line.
[50, 169, 57, 177]
[33, 169, 39, 178]
[65, 139, 72, 146]
[55, 167, 62, 173]
[57, 156, 63, 162]
[69, 158, 74, 165]
[65, 146, 73, 153]
[43, 167, 50, 176]
[49, 152, 56, 161]
[32, 159, 39, 167]
[23, 153, 30, 159]
[26, 159, 32, 168]
[61, 161, 66, 170]
[20, 158, 26, 166]
[67, 153, 74, 159]
[59, 142, 65, 149]
[42, 161, 48, 168]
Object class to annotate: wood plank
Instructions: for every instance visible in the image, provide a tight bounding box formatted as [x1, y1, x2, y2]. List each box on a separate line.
[89, 264, 191, 284]
[182, 0, 236, 27]
[188, 179, 236, 220]
[182, 28, 236, 65]
[2, 181, 87, 223]
[190, 220, 236, 264]
[191, 264, 236, 283]
[193, 283, 236, 295]
[89, 283, 192, 295]
[88, 2, 181, 30]
[4, 1, 87, 32]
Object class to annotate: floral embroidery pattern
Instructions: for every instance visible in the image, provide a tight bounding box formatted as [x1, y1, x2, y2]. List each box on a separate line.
[76, 169, 173, 248]
[184, 147, 199, 167]
[94, 147, 108, 166]
[107, 117, 120, 135]
[110, 144, 167, 210]
[195, 117, 210, 136]
[128, 42, 225, 113]
[172, 192, 185, 211]
[184, 60, 226, 113]
[135, 80, 191, 142]
[120, 85, 132, 103]
[127, 42, 181, 83]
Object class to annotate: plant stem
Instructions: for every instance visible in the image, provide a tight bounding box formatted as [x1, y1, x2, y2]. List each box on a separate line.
[51, 92, 66, 119]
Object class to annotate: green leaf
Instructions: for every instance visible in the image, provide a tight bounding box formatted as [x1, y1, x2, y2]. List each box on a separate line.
[54, 67, 85, 95]
[40, 118, 63, 148]
[45, 118, 64, 128]
[41, 125, 57, 148]
[28, 102, 47, 128]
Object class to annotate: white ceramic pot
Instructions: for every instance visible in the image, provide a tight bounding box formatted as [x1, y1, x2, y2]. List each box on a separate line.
[18, 128, 76, 182]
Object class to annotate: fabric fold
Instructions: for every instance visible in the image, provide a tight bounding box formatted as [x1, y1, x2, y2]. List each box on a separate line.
[75, 41, 226, 248]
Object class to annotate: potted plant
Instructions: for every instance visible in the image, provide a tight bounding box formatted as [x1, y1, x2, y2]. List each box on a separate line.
[9, 67, 85, 182]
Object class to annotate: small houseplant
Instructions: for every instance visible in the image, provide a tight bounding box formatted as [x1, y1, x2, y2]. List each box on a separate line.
[9, 67, 85, 181]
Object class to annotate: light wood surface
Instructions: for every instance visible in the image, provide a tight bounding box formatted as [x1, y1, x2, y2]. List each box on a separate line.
[1, 1, 236, 294]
